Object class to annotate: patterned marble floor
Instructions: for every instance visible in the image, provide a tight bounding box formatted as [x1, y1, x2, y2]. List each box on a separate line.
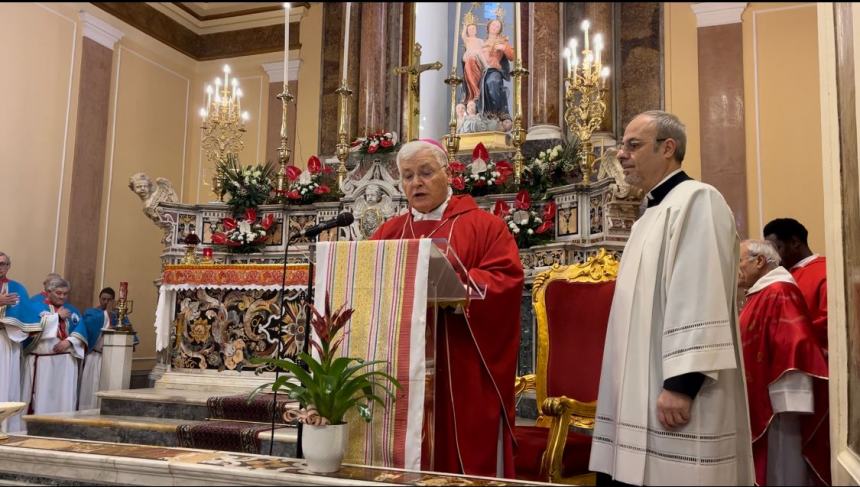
[0, 435, 551, 486]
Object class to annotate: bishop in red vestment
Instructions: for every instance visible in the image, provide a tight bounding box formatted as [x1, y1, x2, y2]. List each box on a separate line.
[372, 139, 523, 478]
[764, 218, 828, 350]
[738, 240, 829, 486]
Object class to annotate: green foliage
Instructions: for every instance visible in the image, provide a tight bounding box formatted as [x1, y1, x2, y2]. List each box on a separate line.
[248, 296, 401, 425]
[218, 154, 277, 215]
[521, 136, 582, 196]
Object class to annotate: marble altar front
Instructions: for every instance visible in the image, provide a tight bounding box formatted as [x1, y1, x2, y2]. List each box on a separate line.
[0, 435, 553, 486]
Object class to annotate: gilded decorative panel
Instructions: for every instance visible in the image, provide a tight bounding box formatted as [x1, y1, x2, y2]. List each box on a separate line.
[171, 288, 306, 372]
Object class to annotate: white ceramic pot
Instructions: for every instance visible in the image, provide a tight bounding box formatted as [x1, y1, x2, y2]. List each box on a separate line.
[302, 423, 348, 473]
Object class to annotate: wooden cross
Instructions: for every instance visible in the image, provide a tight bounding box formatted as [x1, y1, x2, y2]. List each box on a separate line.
[393, 42, 442, 142]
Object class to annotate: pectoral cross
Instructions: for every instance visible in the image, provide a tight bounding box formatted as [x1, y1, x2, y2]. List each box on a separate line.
[393, 42, 442, 142]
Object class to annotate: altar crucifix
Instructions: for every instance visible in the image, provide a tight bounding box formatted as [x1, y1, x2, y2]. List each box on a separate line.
[393, 42, 443, 142]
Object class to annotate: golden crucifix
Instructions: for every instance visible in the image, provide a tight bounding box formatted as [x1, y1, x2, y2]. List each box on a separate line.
[393, 42, 442, 141]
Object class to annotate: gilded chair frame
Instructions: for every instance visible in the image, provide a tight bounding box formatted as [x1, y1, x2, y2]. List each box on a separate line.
[515, 248, 619, 485]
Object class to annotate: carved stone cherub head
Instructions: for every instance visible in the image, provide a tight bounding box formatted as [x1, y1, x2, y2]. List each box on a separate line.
[364, 183, 382, 204]
[129, 173, 154, 200]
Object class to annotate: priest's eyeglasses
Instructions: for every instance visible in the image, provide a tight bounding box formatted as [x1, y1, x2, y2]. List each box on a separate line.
[616, 138, 668, 153]
[0, 262, 9, 267]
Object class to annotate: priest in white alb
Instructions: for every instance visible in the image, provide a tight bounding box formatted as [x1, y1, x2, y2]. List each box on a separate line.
[589, 111, 754, 486]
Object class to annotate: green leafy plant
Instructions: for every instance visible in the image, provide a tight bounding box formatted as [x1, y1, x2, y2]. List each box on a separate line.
[249, 294, 401, 425]
[218, 153, 277, 215]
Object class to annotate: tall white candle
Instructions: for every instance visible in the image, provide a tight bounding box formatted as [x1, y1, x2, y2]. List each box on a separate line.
[341, 2, 351, 83]
[452, 2, 462, 70]
[515, 3, 522, 60]
[582, 20, 590, 52]
[284, 3, 290, 84]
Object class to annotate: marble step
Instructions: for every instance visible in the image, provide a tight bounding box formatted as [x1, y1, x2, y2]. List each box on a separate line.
[97, 388, 215, 420]
[23, 410, 297, 457]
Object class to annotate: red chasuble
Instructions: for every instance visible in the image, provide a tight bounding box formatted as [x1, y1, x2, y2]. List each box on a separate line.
[739, 279, 830, 485]
[372, 194, 523, 478]
[791, 256, 828, 350]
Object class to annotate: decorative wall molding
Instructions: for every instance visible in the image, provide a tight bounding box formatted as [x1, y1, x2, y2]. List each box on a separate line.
[691, 3, 748, 27]
[91, 3, 301, 61]
[79, 11, 124, 49]
[148, 3, 307, 36]
[261, 59, 302, 83]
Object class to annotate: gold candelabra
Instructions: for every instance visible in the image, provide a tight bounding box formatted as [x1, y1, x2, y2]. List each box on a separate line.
[563, 22, 610, 185]
[275, 83, 295, 198]
[511, 59, 529, 185]
[200, 65, 249, 199]
[443, 69, 462, 164]
[335, 82, 353, 193]
[115, 298, 134, 333]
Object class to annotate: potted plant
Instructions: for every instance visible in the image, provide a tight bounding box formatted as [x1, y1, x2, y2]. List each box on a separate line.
[249, 294, 401, 473]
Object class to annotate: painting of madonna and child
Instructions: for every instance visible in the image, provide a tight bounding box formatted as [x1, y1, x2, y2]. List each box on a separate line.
[451, 2, 518, 136]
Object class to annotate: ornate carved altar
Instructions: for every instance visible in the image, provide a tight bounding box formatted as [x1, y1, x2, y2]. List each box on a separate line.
[140, 146, 641, 384]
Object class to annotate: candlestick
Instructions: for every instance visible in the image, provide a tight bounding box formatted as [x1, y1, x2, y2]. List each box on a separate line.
[119, 282, 128, 301]
[452, 2, 462, 70]
[341, 2, 351, 83]
[515, 2, 522, 59]
[223, 65, 229, 90]
[283, 3, 290, 83]
[582, 20, 590, 51]
[594, 33, 603, 66]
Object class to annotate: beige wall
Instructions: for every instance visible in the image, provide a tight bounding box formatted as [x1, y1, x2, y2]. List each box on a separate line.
[742, 3, 824, 250]
[1, 3, 323, 371]
[664, 2, 703, 181]
[664, 3, 824, 252]
[0, 3, 80, 292]
[295, 2, 323, 168]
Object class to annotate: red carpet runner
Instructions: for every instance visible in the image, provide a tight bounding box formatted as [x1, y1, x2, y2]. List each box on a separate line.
[175, 393, 297, 454]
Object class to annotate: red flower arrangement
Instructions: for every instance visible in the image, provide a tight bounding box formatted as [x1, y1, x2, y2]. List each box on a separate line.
[211, 208, 275, 253]
[492, 189, 557, 248]
[449, 143, 513, 196]
[350, 131, 400, 155]
[284, 156, 334, 203]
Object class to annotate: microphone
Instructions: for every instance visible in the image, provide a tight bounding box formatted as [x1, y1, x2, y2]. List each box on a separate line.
[295, 212, 354, 240]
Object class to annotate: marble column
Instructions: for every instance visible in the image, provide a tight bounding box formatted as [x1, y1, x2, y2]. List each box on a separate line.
[527, 2, 561, 140]
[414, 3, 448, 140]
[616, 3, 662, 133]
[319, 3, 361, 156]
[358, 2, 389, 136]
[564, 3, 616, 135]
[693, 3, 749, 237]
[64, 13, 123, 308]
[262, 60, 301, 166]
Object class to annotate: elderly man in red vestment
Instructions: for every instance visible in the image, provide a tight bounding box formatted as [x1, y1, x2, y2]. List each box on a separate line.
[764, 218, 828, 351]
[371, 139, 523, 478]
[738, 239, 830, 486]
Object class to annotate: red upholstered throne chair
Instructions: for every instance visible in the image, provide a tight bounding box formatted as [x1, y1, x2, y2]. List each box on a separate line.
[514, 249, 618, 485]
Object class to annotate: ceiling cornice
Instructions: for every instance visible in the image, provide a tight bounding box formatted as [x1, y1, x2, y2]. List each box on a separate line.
[91, 2, 302, 61]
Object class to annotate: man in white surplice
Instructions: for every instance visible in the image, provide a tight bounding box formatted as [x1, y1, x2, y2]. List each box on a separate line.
[22, 277, 85, 416]
[589, 111, 754, 486]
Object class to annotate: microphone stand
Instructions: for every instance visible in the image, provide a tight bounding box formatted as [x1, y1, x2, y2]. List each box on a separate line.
[268, 199, 292, 457]
[292, 230, 319, 460]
